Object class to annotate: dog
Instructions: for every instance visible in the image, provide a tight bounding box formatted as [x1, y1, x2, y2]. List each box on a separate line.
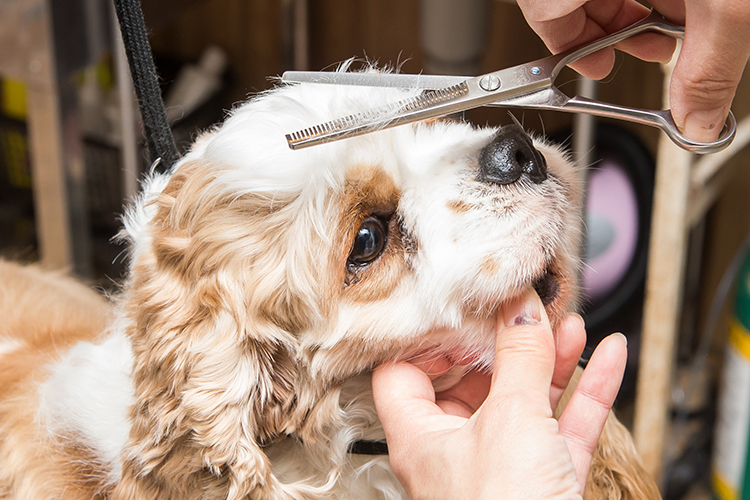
[0, 74, 661, 499]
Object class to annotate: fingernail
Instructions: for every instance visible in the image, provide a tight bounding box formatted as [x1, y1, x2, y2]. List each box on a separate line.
[612, 332, 628, 347]
[504, 289, 542, 327]
[683, 108, 726, 142]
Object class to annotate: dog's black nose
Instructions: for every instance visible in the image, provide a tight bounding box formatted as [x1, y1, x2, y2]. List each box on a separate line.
[477, 124, 547, 185]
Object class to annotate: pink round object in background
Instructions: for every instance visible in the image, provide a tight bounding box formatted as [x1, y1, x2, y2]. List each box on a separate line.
[582, 159, 639, 302]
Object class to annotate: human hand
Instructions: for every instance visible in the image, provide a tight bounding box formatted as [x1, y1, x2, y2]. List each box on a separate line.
[372, 289, 628, 500]
[515, 0, 750, 142]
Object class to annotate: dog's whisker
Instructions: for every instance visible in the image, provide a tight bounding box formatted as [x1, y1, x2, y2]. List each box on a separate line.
[581, 260, 597, 273]
[539, 114, 546, 137]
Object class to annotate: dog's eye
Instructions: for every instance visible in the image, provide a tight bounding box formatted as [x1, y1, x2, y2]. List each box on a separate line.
[349, 217, 387, 266]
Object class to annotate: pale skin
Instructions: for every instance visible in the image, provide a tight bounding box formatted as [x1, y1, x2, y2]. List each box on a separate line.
[515, 0, 750, 142]
[372, 289, 628, 499]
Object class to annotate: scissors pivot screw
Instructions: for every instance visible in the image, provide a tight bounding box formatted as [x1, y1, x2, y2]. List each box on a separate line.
[479, 74, 501, 92]
[530, 67, 541, 75]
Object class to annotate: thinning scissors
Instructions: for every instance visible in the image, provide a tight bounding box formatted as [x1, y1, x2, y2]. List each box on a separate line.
[282, 9, 735, 154]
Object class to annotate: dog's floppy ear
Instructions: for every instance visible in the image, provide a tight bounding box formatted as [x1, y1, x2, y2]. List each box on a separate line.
[585, 413, 663, 499]
[114, 161, 324, 499]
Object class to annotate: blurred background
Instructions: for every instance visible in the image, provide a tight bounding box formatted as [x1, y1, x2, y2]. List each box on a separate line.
[1, 0, 750, 498]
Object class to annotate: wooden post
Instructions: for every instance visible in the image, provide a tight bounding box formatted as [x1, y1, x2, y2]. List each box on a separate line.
[633, 57, 693, 483]
[0, 0, 91, 275]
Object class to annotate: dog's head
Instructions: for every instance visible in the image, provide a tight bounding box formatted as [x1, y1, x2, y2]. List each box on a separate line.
[118, 79, 582, 496]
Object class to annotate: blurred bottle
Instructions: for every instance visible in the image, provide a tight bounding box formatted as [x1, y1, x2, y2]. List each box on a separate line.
[713, 252, 750, 500]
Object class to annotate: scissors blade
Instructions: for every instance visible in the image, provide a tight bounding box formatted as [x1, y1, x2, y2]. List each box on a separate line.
[285, 61, 553, 149]
[283, 11, 735, 153]
[281, 71, 469, 90]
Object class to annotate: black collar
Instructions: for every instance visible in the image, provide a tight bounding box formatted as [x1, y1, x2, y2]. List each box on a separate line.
[348, 440, 389, 455]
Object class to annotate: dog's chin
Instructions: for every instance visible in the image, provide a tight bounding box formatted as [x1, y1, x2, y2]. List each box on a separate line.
[425, 263, 567, 394]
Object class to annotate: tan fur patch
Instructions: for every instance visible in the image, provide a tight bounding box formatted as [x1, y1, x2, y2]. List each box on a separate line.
[0, 261, 112, 499]
[114, 160, 324, 498]
[479, 256, 500, 277]
[446, 199, 473, 214]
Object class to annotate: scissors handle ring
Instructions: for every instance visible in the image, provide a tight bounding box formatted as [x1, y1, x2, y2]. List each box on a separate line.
[564, 96, 737, 154]
[662, 109, 736, 154]
[553, 10, 684, 77]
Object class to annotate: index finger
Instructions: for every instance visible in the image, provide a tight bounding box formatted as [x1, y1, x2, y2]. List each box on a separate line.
[558, 332, 628, 490]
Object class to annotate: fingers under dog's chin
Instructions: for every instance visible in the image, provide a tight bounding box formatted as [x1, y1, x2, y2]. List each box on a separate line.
[554, 313, 586, 373]
[550, 313, 586, 409]
[435, 398, 476, 419]
[435, 369, 492, 416]
[410, 352, 455, 380]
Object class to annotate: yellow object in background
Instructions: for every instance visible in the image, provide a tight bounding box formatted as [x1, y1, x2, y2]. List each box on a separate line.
[1, 79, 27, 120]
[0, 78, 31, 189]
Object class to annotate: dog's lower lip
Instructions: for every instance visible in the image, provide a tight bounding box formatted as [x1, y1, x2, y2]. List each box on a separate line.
[532, 269, 559, 307]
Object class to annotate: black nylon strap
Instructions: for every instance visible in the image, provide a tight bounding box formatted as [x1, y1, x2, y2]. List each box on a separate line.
[348, 440, 389, 455]
[113, 0, 179, 173]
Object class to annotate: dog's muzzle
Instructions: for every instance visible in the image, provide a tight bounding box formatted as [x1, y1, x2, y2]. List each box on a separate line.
[477, 124, 547, 185]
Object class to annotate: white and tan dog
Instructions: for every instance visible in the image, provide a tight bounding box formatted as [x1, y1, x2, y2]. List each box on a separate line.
[0, 77, 660, 499]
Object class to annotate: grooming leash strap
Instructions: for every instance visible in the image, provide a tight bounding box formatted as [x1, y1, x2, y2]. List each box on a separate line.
[113, 0, 179, 173]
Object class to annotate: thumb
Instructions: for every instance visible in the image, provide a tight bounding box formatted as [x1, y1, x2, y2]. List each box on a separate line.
[669, 0, 750, 142]
[372, 361, 466, 446]
[490, 288, 555, 404]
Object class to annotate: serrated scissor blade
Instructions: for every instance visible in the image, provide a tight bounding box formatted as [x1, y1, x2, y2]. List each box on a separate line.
[285, 82, 472, 149]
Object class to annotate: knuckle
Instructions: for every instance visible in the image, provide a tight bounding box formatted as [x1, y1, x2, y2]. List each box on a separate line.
[576, 384, 615, 410]
[678, 73, 738, 107]
[497, 327, 549, 353]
